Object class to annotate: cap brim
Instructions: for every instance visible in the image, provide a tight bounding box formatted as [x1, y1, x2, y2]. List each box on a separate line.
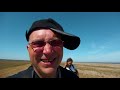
[50, 28, 80, 50]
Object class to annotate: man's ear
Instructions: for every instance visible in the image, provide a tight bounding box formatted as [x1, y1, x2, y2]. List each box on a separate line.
[27, 45, 29, 49]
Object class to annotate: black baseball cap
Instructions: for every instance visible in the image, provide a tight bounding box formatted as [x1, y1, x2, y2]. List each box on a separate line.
[26, 18, 80, 50]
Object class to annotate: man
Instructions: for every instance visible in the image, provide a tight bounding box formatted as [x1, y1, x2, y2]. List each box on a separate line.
[7, 18, 80, 78]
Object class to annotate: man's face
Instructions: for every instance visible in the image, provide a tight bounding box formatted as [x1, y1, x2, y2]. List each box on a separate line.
[27, 29, 63, 77]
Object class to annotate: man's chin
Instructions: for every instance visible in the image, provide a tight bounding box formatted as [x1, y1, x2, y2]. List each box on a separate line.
[41, 67, 57, 77]
[43, 67, 56, 73]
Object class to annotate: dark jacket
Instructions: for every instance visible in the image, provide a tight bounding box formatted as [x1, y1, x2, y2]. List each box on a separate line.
[65, 64, 79, 75]
[7, 66, 79, 78]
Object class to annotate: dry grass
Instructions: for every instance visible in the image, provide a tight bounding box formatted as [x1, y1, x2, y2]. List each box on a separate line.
[0, 60, 120, 78]
[0, 59, 31, 78]
[0, 64, 31, 78]
[73, 63, 120, 78]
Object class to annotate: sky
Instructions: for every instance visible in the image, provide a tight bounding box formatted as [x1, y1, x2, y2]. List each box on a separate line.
[0, 12, 120, 62]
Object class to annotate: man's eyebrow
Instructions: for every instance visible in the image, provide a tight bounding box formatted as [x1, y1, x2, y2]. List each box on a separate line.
[29, 39, 43, 43]
[29, 37, 61, 43]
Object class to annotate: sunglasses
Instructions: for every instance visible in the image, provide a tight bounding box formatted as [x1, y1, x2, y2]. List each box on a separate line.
[29, 39, 64, 49]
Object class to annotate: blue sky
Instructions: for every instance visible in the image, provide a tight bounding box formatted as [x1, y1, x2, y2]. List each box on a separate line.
[0, 12, 120, 62]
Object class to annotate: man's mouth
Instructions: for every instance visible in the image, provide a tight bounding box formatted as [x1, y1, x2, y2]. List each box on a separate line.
[40, 58, 56, 62]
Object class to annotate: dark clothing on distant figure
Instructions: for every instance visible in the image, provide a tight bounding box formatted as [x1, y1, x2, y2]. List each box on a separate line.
[65, 64, 78, 75]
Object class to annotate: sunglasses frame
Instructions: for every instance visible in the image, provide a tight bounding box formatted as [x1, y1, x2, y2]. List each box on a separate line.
[28, 38, 64, 52]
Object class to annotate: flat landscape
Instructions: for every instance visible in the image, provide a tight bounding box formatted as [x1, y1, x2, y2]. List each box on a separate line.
[0, 59, 120, 78]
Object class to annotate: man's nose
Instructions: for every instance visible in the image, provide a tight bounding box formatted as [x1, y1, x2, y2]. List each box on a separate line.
[43, 43, 53, 54]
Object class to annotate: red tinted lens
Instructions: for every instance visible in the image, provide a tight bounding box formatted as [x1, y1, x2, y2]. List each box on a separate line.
[51, 40, 63, 46]
[32, 41, 45, 48]
[34, 48, 43, 53]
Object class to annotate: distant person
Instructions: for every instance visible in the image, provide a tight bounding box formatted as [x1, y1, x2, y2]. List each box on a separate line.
[65, 58, 79, 76]
[7, 18, 80, 78]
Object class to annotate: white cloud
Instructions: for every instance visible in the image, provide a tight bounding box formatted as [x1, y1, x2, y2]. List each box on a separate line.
[88, 42, 106, 55]
[79, 51, 120, 62]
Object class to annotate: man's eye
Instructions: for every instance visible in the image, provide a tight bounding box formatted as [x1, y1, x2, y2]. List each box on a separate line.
[51, 40, 63, 46]
[33, 41, 45, 47]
